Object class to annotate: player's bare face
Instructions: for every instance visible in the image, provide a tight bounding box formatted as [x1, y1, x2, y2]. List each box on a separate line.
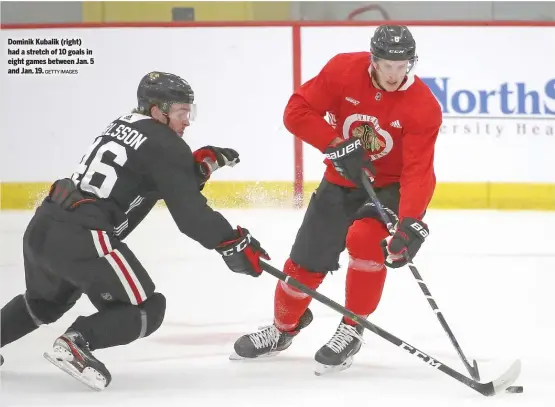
[167, 103, 195, 137]
[373, 60, 409, 91]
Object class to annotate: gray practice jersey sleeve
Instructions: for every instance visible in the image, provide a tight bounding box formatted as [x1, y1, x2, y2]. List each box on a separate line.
[138, 126, 234, 249]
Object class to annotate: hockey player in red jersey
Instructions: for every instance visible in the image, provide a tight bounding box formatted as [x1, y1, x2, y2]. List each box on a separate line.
[231, 25, 442, 375]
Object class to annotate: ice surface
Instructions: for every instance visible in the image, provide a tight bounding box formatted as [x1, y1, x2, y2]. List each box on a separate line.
[1, 208, 554, 406]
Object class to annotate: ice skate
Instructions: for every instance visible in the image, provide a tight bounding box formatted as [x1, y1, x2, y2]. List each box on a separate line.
[314, 320, 365, 376]
[0, 354, 4, 366]
[44, 330, 112, 391]
[230, 308, 313, 360]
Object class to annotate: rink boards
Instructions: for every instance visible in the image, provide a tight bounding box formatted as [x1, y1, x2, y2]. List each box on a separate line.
[1, 24, 554, 210]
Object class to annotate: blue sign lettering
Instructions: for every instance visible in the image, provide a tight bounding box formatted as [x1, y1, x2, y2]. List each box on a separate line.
[421, 77, 555, 116]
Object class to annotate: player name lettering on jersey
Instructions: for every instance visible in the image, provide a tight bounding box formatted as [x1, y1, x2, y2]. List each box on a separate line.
[102, 123, 147, 151]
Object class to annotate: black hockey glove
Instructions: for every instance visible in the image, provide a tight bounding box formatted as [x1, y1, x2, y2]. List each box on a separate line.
[216, 227, 270, 277]
[193, 146, 240, 188]
[324, 138, 375, 187]
[381, 217, 429, 268]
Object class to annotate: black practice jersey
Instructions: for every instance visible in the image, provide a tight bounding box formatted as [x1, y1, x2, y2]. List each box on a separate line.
[70, 112, 233, 249]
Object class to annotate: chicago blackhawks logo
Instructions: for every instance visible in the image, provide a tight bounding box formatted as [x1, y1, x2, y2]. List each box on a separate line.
[352, 124, 386, 152]
[342, 114, 393, 160]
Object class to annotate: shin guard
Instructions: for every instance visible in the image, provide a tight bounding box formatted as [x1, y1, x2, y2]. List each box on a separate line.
[274, 258, 325, 331]
[344, 218, 389, 325]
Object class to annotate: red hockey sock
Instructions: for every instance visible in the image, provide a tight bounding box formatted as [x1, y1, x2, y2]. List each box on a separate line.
[344, 218, 389, 326]
[274, 258, 326, 331]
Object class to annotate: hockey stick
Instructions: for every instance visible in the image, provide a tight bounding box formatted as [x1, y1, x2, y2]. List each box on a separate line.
[260, 260, 520, 396]
[359, 173, 481, 381]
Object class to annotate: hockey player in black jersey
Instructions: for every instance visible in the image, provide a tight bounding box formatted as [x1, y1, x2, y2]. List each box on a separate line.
[0, 71, 269, 390]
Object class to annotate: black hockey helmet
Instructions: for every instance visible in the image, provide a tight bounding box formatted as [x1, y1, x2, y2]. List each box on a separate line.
[370, 25, 417, 68]
[137, 71, 195, 116]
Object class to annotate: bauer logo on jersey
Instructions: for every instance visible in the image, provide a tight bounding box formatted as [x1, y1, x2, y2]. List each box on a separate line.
[343, 114, 393, 160]
[352, 124, 386, 152]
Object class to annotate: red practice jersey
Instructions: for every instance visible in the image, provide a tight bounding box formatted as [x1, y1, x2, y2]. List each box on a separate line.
[284, 52, 442, 221]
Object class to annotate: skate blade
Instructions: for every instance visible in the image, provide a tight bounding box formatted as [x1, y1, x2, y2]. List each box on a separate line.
[314, 356, 353, 376]
[229, 350, 281, 361]
[44, 351, 107, 391]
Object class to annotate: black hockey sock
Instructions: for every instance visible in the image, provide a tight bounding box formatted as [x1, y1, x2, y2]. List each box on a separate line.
[1, 294, 40, 347]
[68, 293, 166, 350]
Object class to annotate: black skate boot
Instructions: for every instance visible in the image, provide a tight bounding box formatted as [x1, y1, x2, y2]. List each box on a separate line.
[314, 319, 365, 376]
[230, 308, 313, 360]
[43, 330, 111, 391]
[0, 354, 4, 366]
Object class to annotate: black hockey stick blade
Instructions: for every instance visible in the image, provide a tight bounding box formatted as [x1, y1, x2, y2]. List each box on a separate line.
[457, 356, 480, 382]
[470, 359, 480, 381]
[260, 260, 521, 396]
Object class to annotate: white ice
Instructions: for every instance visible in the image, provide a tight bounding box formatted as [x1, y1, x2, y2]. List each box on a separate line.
[1, 208, 554, 407]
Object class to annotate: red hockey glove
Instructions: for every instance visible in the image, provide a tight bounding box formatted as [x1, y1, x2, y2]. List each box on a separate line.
[216, 227, 270, 277]
[381, 217, 429, 268]
[193, 146, 240, 187]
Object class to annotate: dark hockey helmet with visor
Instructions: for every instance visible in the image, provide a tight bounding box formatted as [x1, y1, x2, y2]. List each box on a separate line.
[370, 25, 418, 73]
[137, 71, 196, 120]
